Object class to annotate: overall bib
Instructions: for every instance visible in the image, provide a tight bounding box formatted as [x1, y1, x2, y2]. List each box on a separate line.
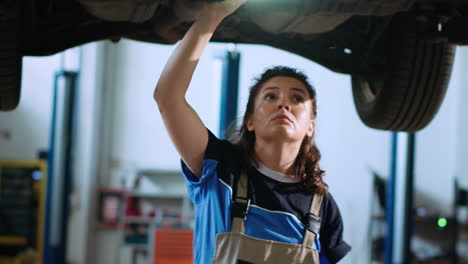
[212, 171, 323, 264]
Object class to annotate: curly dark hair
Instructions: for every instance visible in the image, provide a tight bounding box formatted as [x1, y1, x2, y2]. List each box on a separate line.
[230, 66, 328, 195]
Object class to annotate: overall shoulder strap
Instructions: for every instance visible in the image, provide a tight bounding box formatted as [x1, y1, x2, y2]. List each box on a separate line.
[303, 193, 323, 248]
[231, 170, 250, 233]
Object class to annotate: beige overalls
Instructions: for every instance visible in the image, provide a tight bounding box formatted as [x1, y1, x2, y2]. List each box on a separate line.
[211, 171, 323, 264]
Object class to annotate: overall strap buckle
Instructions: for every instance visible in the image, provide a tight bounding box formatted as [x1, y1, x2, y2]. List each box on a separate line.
[306, 212, 321, 236]
[231, 197, 251, 221]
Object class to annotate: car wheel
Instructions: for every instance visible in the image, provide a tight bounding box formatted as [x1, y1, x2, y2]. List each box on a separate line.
[351, 20, 455, 132]
[0, 0, 22, 111]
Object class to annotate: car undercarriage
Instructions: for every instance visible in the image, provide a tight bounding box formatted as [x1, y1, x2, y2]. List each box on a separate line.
[2, 0, 468, 131]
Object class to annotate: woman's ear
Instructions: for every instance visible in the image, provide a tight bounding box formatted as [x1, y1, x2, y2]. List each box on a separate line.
[306, 120, 315, 137]
[246, 117, 254, 132]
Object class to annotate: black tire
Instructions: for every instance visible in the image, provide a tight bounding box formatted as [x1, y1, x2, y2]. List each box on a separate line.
[0, 0, 22, 111]
[352, 18, 456, 132]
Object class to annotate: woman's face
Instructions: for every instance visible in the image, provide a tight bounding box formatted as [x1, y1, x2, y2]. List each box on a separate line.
[247, 76, 315, 142]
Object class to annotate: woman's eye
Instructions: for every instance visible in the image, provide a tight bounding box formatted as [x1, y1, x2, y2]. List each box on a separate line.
[265, 94, 276, 100]
[293, 95, 304, 103]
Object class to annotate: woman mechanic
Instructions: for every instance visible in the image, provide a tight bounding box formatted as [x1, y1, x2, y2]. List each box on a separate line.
[153, 0, 351, 263]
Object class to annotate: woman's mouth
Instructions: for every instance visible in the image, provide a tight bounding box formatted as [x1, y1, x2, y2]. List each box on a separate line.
[273, 114, 292, 123]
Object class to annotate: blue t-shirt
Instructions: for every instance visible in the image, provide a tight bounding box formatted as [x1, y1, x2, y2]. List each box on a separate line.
[181, 131, 351, 263]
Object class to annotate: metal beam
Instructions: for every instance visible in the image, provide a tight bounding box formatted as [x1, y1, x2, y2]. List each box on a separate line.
[219, 50, 240, 138]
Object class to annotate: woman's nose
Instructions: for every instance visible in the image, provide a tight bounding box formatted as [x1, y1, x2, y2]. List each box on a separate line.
[277, 103, 291, 111]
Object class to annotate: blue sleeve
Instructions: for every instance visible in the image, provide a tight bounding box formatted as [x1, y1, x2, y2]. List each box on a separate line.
[181, 158, 219, 204]
[180, 129, 235, 204]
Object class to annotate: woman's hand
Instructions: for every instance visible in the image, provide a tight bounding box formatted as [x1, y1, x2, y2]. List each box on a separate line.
[202, 0, 248, 22]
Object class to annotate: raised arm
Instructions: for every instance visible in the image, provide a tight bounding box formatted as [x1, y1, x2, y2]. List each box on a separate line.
[154, 0, 246, 177]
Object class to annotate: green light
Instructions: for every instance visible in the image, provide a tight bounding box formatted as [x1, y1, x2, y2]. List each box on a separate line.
[437, 218, 448, 228]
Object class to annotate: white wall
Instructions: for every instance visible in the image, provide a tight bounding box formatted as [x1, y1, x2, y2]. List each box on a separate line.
[455, 48, 468, 189]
